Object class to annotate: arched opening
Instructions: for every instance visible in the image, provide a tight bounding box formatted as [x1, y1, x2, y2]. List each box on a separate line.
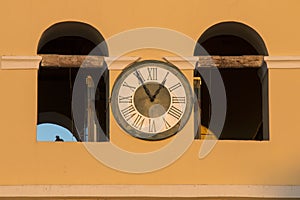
[38, 21, 108, 56]
[37, 21, 109, 142]
[194, 22, 268, 56]
[194, 22, 269, 140]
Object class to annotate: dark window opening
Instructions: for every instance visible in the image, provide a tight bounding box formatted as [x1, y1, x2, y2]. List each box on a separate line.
[37, 21, 109, 142]
[194, 22, 269, 140]
[39, 36, 99, 55]
[200, 35, 258, 56]
[38, 21, 108, 56]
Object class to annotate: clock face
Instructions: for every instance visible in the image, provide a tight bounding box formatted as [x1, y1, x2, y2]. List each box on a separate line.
[111, 60, 193, 140]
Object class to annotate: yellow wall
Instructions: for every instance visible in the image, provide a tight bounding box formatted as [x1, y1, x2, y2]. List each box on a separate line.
[0, 66, 300, 185]
[1, 0, 300, 186]
[0, 0, 300, 56]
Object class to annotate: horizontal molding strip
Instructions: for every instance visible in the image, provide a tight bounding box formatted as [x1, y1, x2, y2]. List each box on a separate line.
[2, 55, 300, 69]
[265, 56, 300, 69]
[0, 56, 41, 70]
[0, 184, 300, 198]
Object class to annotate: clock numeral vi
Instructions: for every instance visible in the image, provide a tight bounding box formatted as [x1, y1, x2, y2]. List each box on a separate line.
[147, 67, 157, 80]
[121, 105, 136, 120]
[168, 106, 183, 120]
[149, 119, 156, 133]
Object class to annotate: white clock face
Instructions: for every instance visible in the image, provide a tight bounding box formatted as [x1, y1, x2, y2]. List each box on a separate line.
[111, 60, 193, 140]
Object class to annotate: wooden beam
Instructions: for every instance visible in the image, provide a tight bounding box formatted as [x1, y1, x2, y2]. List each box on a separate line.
[197, 55, 264, 68]
[40, 55, 264, 68]
[40, 55, 105, 67]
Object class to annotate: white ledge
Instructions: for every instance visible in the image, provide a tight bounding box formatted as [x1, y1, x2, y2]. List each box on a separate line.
[163, 56, 198, 69]
[265, 56, 300, 69]
[0, 185, 300, 198]
[105, 56, 141, 70]
[1, 56, 42, 70]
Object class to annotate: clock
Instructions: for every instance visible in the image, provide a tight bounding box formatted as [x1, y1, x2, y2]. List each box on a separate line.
[110, 60, 193, 141]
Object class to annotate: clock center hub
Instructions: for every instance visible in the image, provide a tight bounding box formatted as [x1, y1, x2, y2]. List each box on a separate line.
[134, 83, 171, 118]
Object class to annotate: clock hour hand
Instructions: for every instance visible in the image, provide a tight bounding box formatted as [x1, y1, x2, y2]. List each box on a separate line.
[134, 70, 153, 101]
[151, 72, 169, 101]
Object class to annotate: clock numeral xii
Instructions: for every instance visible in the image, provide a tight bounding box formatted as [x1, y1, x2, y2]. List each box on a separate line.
[147, 67, 157, 80]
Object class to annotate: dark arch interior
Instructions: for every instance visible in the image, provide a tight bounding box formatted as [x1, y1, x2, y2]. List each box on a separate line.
[194, 21, 268, 56]
[39, 36, 99, 55]
[194, 22, 269, 140]
[199, 35, 259, 56]
[38, 21, 108, 56]
[37, 21, 109, 141]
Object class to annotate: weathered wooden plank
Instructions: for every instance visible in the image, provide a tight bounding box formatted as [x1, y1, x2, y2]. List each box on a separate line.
[197, 55, 264, 68]
[40, 55, 264, 68]
[40, 54, 59, 67]
[40, 55, 105, 67]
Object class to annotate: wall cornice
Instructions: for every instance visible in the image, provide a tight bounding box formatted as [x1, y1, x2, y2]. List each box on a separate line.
[265, 56, 300, 69]
[0, 56, 42, 70]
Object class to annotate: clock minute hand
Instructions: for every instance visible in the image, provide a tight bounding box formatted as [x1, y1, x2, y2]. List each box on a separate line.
[134, 70, 153, 101]
[152, 72, 169, 100]
[143, 84, 153, 101]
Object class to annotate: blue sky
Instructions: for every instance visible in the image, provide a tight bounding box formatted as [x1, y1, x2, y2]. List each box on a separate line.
[37, 123, 77, 142]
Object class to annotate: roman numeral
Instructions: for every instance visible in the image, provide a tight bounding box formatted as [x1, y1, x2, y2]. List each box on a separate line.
[133, 70, 145, 84]
[121, 105, 136, 120]
[132, 114, 145, 130]
[149, 119, 156, 133]
[172, 96, 185, 103]
[168, 106, 183, 120]
[122, 81, 136, 92]
[161, 72, 169, 85]
[162, 117, 171, 129]
[119, 96, 132, 103]
[147, 67, 157, 80]
[169, 82, 181, 92]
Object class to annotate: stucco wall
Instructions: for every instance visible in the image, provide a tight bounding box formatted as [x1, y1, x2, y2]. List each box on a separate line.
[0, 0, 299, 56]
[0, 63, 299, 186]
[0, 0, 300, 190]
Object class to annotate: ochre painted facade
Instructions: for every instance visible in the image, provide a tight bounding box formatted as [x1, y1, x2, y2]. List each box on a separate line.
[0, 0, 300, 198]
[0, 0, 300, 56]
